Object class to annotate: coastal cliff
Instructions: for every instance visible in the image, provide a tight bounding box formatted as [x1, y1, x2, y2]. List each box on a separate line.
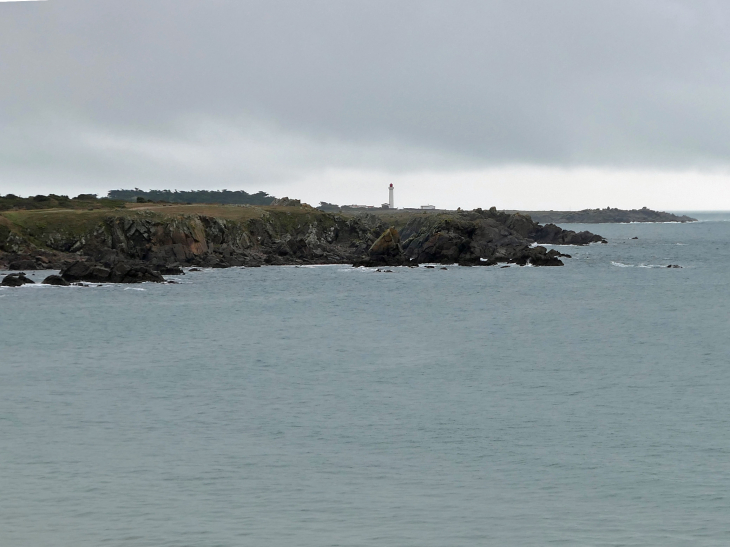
[0, 203, 605, 274]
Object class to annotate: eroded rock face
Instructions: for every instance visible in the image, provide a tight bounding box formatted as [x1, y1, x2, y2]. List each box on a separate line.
[355, 227, 406, 266]
[1, 273, 34, 287]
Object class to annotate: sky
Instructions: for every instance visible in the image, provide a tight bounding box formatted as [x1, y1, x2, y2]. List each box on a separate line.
[2, 0, 730, 210]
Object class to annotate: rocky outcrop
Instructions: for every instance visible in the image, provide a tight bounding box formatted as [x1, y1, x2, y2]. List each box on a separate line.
[396, 208, 599, 266]
[270, 197, 303, 207]
[59, 261, 166, 284]
[1, 273, 34, 287]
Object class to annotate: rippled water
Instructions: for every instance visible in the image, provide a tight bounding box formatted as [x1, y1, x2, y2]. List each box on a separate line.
[2, 215, 730, 546]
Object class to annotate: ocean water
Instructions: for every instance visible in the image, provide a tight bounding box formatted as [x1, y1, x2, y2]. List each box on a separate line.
[2, 215, 730, 546]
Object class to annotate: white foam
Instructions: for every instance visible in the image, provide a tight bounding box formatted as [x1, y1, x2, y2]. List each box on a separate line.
[611, 261, 634, 268]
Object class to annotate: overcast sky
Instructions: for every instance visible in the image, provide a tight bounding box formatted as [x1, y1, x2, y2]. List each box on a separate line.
[2, 0, 730, 209]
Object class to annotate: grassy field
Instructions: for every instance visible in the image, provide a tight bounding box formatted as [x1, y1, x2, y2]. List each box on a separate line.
[0, 202, 356, 240]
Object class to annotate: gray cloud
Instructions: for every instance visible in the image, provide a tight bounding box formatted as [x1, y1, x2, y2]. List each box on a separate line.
[2, 0, 730, 196]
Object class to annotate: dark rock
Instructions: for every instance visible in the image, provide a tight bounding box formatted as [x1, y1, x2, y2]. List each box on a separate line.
[60, 260, 165, 283]
[155, 264, 184, 275]
[398, 210, 599, 266]
[530, 224, 605, 245]
[527, 247, 564, 267]
[188, 267, 202, 272]
[42, 275, 70, 286]
[667, 264, 682, 268]
[1, 273, 35, 287]
[631, 236, 639, 239]
[8, 259, 38, 270]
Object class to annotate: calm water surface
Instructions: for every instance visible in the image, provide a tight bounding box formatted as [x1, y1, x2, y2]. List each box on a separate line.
[2, 215, 730, 546]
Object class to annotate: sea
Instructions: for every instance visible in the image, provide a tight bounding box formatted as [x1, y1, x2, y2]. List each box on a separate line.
[1, 213, 730, 546]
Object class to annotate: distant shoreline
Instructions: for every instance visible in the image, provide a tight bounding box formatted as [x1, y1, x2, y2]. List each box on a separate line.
[331, 206, 696, 224]
[507, 208, 696, 224]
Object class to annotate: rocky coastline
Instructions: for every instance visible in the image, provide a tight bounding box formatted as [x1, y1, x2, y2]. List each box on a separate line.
[0, 203, 605, 284]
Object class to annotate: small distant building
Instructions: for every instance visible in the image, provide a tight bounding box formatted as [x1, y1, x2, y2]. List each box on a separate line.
[420, 205, 436, 210]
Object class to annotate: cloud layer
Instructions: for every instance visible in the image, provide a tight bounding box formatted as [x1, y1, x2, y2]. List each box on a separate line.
[2, 1, 730, 207]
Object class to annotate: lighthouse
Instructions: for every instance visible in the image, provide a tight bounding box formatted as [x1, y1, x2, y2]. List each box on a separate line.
[388, 183, 394, 209]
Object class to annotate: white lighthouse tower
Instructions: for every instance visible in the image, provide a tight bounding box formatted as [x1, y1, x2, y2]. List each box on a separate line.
[388, 183, 394, 209]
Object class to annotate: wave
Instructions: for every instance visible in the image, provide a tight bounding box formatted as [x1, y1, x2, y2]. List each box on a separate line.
[611, 261, 634, 267]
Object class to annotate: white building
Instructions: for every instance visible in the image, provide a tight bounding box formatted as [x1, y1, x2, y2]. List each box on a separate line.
[420, 205, 436, 210]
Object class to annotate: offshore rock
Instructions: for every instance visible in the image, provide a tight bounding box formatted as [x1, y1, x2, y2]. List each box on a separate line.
[42, 275, 71, 286]
[1, 273, 35, 287]
[60, 260, 166, 283]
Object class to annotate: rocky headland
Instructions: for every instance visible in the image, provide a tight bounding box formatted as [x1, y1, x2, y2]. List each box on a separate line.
[0, 201, 606, 283]
[511, 207, 696, 224]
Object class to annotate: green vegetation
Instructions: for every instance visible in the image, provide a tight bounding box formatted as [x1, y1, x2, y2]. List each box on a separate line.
[0, 194, 126, 212]
[107, 188, 276, 205]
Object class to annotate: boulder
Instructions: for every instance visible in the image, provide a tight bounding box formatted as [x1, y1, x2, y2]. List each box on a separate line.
[42, 275, 70, 286]
[1, 273, 35, 287]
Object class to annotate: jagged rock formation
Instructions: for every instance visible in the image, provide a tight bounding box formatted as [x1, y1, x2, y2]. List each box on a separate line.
[395, 208, 602, 266]
[0, 205, 605, 272]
